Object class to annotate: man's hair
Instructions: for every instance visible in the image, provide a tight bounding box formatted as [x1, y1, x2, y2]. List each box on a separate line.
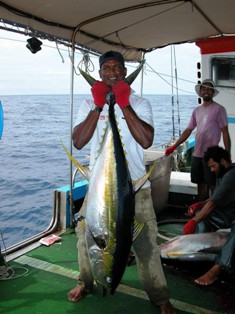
[204, 146, 230, 163]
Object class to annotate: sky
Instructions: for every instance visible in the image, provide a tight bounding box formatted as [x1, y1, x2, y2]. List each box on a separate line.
[0, 29, 201, 95]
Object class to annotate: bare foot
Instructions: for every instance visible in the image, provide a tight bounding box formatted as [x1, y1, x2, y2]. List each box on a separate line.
[161, 301, 176, 314]
[68, 286, 84, 302]
[195, 264, 221, 286]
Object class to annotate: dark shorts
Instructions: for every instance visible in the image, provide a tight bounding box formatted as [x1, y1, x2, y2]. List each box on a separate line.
[191, 156, 216, 185]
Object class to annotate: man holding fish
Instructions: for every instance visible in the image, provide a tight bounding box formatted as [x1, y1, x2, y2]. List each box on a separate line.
[68, 51, 175, 313]
[184, 146, 235, 285]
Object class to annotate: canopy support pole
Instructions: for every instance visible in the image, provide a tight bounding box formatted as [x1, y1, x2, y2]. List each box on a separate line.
[68, 32, 76, 227]
[140, 53, 145, 97]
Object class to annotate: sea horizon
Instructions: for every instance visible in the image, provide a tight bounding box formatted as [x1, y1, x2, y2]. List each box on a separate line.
[0, 92, 197, 97]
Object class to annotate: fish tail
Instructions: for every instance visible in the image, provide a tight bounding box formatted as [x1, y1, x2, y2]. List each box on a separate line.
[125, 60, 145, 85]
[78, 68, 97, 86]
[79, 60, 145, 87]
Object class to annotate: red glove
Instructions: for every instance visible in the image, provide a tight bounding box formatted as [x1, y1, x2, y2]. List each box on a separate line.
[187, 201, 203, 217]
[91, 81, 111, 109]
[112, 81, 130, 108]
[183, 219, 197, 235]
[165, 145, 176, 156]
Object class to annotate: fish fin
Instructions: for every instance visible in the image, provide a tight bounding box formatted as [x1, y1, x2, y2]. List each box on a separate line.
[198, 246, 223, 253]
[133, 159, 158, 193]
[133, 217, 145, 241]
[79, 60, 145, 87]
[61, 141, 91, 180]
[81, 219, 86, 230]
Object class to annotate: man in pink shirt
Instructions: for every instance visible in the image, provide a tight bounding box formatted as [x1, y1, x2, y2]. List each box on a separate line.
[165, 79, 231, 201]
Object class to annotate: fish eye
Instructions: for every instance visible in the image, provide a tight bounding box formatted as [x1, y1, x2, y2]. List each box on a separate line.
[105, 276, 112, 284]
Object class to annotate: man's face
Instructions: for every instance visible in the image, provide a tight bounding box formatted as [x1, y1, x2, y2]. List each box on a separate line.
[99, 60, 127, 87]
[208, 158, 226, 177]
[200, 83, 214, 101]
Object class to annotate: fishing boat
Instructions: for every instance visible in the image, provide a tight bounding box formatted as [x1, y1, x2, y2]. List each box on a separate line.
[1, 1, 235, 313]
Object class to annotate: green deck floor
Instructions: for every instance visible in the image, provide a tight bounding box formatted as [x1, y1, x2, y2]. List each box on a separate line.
[1, 228, 234, 314]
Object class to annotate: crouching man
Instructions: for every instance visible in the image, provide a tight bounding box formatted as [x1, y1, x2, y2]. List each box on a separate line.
[183, 146, 235, 285]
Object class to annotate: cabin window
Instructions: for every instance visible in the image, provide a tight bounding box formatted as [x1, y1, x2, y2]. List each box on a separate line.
[211, 57, 235, 88]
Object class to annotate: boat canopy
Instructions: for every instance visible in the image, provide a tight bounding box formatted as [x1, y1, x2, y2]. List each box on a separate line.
[0, 0, 235, 62]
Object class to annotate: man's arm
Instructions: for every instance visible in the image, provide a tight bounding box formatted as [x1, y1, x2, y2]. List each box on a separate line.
[165, 128, 192, 155]
[72, 110, 100, 150]
[221, 126, 231, 153]
[174, 128, 192, 147]
[73, 81, 110, 150]
[121, 106, 154, 149]
[183, 199, 216, 234]
[193, 199, 216, 224]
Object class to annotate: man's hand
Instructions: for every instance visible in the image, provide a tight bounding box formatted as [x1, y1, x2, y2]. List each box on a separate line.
[183, 219, 197, 235]
[112, 81, 131, 108]
[187, 201, 203, 216]
[165, 145, 176, 156]
[91, 81, 111, 109]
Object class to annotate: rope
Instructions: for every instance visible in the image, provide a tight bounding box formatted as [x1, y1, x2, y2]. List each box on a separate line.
[173, 46, 181, 137]
[0, 230, 29, 281]
[171, 45, 175, 140]
[77, 52, 95, 74]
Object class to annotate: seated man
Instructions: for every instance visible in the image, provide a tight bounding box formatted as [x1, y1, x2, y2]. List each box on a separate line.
[183, 146, 235, 285]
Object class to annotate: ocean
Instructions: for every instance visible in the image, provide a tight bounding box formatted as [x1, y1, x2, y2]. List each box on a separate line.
[0, 94, 197, 249]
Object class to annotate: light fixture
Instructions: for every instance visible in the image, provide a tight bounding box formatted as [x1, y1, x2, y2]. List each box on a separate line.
[26, 37, 42, 54]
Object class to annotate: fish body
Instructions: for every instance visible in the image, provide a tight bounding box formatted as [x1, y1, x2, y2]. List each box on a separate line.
[85, 101, 135, 294]
[160, 231, 230, 262]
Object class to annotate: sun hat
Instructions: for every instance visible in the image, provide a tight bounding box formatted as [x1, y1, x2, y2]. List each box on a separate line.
[99, 50, 125, 68]
[195, 79, 219, 97]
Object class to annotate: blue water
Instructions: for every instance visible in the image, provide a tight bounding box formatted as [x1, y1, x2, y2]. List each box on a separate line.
[0, 94, 197, 248]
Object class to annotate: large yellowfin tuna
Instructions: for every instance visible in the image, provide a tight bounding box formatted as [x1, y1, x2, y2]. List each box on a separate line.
[63, 61, 156, 294]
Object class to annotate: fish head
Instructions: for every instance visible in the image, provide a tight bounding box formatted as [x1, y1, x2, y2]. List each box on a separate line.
[86, 227, 115, 293]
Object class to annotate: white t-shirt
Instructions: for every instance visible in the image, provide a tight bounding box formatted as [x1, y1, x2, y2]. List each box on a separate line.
[74, 92, 154, 187]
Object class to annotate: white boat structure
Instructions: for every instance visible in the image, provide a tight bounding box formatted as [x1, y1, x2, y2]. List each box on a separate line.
[1, 2, 235, 313]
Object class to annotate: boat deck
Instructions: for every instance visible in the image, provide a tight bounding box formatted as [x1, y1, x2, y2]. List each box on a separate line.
[1, 213, 235, 314]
